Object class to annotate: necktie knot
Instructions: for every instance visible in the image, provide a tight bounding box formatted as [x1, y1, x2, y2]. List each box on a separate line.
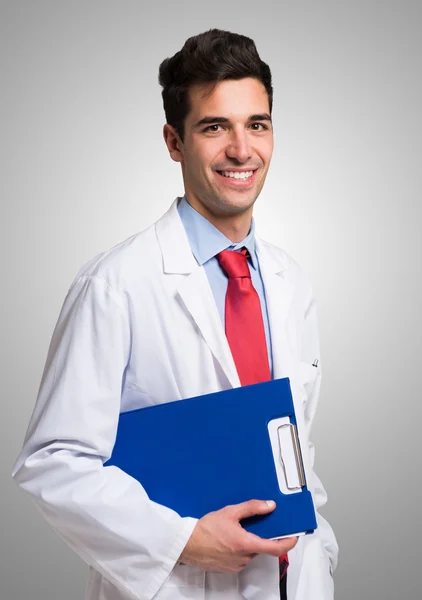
[216, 248, 251, 279]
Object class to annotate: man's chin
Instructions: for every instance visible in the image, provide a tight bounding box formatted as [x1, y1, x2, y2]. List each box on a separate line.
[211, 192, 258, 216]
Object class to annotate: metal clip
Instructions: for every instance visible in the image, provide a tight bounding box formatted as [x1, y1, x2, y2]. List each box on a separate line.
[277, 423, 306, 489]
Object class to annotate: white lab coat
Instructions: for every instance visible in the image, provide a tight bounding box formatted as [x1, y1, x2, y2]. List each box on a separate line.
[12, 198, 338, 600]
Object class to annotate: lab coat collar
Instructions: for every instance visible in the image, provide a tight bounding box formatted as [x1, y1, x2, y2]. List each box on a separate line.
[156, 198, 198, 275]
[157, 198, 289, 275]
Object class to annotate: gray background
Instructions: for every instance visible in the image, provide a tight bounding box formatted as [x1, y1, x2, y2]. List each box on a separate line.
[1, 1, 421, 599]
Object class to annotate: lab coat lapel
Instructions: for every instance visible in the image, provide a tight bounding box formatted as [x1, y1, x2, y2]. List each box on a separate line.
[177, 269, 240, 388]
[255, 236, 295, 380]
[156, 199, 240, 389]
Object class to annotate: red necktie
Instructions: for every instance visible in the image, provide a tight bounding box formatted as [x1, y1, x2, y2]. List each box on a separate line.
[216, 248, 289, 582]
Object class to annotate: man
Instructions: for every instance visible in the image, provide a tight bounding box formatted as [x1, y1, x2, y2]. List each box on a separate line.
[12, 29, 338, 600]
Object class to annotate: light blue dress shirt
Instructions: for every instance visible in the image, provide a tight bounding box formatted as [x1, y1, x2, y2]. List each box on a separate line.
[177, 195, 273, 376]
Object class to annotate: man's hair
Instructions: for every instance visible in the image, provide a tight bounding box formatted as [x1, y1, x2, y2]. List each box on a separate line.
[158, 29, 273, 142]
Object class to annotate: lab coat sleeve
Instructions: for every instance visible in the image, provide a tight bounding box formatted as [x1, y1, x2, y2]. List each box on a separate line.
[300, 288, 339, 575]
[12, 274, 198, 600]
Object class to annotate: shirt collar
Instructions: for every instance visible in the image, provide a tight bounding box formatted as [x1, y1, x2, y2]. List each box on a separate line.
[177, 195, 258, 270]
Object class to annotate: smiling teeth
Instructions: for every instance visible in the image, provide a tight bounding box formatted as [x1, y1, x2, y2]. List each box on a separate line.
[222, 170, 254, 179]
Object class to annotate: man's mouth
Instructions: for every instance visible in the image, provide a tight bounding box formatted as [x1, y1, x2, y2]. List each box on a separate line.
[215, 169, 258, 186]
[217, 169, 256, 180]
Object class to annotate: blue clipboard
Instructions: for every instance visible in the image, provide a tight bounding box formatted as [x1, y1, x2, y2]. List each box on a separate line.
[105, 377, 317, 539]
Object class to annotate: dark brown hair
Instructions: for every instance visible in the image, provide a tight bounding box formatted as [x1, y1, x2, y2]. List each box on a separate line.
[158, 29, 273, 141]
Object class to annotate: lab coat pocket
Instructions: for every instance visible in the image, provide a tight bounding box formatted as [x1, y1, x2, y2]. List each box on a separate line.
[298, 361, 319, 403]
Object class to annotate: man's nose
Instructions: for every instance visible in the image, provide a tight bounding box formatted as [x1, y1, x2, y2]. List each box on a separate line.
[225, 130, 252, 163]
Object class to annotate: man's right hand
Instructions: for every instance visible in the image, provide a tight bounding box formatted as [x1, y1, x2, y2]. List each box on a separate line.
[178, 499, 298, 573]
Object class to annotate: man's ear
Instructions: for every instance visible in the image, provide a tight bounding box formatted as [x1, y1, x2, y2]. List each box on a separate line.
[163, 124, 184, 163]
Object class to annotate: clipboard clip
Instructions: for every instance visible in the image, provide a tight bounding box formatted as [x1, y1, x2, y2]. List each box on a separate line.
[276, 423, 306, 490]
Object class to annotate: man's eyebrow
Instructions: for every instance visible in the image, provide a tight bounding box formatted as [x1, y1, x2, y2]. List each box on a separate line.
[194, 116, 230, 128]
[193, 113, 272, 129]
[249, 113, 272, 122]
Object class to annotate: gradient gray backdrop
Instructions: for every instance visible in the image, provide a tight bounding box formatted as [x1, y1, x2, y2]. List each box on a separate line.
[2, 1, 421, 599]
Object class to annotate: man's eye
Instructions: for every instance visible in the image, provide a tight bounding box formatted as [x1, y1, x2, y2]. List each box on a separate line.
[250, 123, 268, 131]
[204, 124, 223, 133]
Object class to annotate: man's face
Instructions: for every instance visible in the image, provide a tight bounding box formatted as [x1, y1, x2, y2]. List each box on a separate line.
[176, 77, 274, 219]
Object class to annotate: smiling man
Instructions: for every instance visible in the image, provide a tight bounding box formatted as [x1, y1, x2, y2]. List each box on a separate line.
[12, 29, 338, 600]
[164, 77, 273, 243]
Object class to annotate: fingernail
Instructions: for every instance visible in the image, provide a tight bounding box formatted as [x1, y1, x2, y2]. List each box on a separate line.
[266, 500, 275, 508]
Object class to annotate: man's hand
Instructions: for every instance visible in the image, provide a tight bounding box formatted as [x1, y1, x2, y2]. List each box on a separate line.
[178, 499, 298, 573]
